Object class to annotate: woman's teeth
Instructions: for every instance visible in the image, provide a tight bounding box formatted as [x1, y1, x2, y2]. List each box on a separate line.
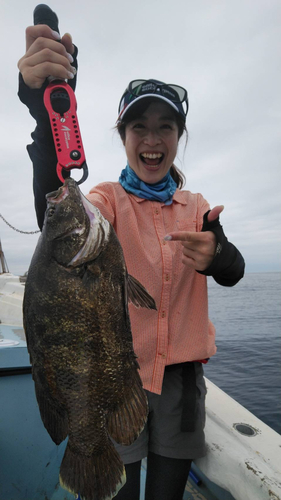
[141, 153, 163, 159]
[140, 153, 164, 166]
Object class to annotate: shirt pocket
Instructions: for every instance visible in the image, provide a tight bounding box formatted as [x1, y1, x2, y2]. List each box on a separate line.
[176, 220, 197, 233]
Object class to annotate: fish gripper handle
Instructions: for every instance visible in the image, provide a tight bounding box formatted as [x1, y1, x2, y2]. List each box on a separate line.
[34, 4, 88, 185]
[43, 81, 88, 185]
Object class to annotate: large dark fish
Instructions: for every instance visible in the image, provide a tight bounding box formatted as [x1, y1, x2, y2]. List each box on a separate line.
[23, 178, 156, 500]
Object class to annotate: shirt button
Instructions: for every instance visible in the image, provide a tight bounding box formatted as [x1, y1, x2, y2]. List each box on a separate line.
[161, 311, 166, 318]
[165, 274, 169, 281]
[155, 208, 159, 215]
[163, 240, 166, 245]
[161, 353, 167, 359]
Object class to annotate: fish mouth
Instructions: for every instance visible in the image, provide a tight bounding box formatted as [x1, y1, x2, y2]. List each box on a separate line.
[46, 181, 86, 240]
[46, 183, 70, 203]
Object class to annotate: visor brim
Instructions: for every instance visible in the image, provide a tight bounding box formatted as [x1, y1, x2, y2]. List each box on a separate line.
[117, 94, 184, 123]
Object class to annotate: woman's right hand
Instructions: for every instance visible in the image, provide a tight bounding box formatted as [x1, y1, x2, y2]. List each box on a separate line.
[18, 25, 76, 89]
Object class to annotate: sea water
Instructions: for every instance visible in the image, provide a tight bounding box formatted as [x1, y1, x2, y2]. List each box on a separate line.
[204, 272, 281, 434]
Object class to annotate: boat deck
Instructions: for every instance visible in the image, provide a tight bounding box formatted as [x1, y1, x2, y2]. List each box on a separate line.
[0, 324, 234, 500]
[1, 320, 281, 500]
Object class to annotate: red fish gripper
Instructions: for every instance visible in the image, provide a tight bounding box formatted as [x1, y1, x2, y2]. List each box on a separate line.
[43, 81, 88, 185]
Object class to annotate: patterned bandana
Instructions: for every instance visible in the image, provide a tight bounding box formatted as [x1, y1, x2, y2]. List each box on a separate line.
[119, 165, 177, 205]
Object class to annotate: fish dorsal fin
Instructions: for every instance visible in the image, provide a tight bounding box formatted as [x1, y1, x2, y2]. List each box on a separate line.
[127, 274, 157, 310]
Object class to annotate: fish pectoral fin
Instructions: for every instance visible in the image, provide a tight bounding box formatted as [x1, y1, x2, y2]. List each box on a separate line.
[127, 274, 157, 310]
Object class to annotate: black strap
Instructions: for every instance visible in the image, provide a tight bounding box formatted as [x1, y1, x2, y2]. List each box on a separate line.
[165, 362, 197, 432]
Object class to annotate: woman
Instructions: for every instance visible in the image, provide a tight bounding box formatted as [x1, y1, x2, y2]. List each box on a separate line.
[18, 25, 245, 500]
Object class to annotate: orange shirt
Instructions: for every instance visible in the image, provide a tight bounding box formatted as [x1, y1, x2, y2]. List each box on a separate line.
[87, 182, 217, 395]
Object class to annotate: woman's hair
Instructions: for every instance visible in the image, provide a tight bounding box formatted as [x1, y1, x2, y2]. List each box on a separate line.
[116, 98, 187, 189]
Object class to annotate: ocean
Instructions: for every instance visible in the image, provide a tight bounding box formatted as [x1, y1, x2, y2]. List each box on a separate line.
[203, 272, 281, 435]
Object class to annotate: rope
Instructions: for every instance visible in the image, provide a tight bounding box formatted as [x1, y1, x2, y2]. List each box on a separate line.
[0, 213, 40, 234]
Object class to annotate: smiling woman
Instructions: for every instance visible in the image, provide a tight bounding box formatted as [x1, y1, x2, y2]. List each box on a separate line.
[17, 12, 245, 498]
[117, 95, 187, 189]
[122, 102, 179, 184]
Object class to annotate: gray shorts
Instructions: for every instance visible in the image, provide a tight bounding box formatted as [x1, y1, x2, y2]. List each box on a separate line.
[113, 362, 207, 463]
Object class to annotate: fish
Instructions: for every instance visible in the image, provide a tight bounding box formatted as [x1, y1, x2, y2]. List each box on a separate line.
[23, 177, 156, 500]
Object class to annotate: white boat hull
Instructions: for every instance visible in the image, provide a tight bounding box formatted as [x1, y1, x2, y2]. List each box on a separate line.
[196, 379, 281, 499]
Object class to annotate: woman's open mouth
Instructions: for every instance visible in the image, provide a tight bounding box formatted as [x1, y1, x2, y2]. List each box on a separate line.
[140, 152, 164, 167]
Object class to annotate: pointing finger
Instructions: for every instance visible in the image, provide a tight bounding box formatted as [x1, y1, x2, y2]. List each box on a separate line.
[164, 231, 195, 242]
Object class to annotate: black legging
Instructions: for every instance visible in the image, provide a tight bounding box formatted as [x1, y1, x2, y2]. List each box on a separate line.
[113, 452, 192, 500]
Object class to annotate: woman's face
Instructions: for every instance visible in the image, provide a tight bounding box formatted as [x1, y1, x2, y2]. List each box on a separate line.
[124, 102, 179, 184]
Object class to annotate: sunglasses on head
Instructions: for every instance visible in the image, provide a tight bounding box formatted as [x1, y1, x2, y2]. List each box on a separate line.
[128, 80, 188, 105]
[118, 79, 189, 120]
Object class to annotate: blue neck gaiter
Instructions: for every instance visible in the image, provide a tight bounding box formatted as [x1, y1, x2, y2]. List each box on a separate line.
[119, 165, 177, 205]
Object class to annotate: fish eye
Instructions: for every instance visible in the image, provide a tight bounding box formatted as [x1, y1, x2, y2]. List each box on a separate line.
[47, 206, 56, 218]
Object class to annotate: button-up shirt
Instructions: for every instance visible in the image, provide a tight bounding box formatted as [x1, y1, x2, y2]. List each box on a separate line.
[87, 182, 216, 395]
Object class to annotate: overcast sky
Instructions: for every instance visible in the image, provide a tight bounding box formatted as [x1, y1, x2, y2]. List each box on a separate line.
[1, 0, 280, 275]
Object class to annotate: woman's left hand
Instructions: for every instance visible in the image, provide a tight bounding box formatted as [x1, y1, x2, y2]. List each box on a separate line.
[164, 205, 224, 271]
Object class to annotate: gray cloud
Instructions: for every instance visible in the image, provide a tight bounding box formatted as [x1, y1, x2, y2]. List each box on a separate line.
[1, 0, 280, 275]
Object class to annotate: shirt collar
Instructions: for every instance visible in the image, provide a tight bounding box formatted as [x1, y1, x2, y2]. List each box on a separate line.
[130, 189, 187, 205]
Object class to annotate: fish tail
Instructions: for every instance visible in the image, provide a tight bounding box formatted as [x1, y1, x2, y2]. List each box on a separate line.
[59, 439, 126, 500]
[107, 368, 148, 445]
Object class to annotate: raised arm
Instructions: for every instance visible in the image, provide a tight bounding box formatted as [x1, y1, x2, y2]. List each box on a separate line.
[18, 23, 78, 229]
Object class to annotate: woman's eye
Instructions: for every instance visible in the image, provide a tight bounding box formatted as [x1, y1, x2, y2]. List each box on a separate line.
[133, 123, 145, 129]
[161, 124, 173, 130]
